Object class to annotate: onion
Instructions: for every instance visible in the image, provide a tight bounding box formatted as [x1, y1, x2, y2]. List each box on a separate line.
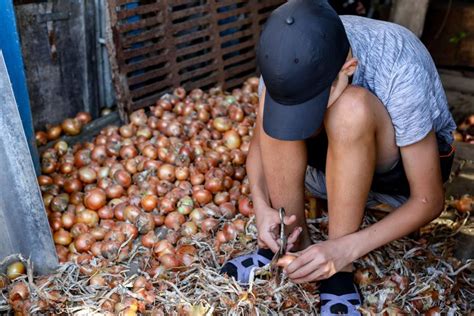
[455, 195, 472, 213]
[175, 166, 189, 181]
[181, 221, 198, 236]
[158, 164, 176, 182]
[219, 202, 236, 218]
[74, 233, 95, 252]
[238, 197, 254, 217]
[223, 130, 241, 149]
[164, 211, 185, 230]
[76, 210, 99, 228]
[141, 195, 158, 212]
[233, 218, 246, 232]
[212, 117, 231, 132]
[214, 192, 230, 205]
[84, 188, 106, 210]
[7, 262, 26, 280]
[177, 196, 194, 215]
[54, 140, 69, 156]
[46, 125, 62, 140]
[62, 118, 82, 136]
[114, 170, 132, 188]
[71, 223, 89, 237]
[223, 223, 238, 241]
[79, 166, 97, 184]
[130, 109, 148, 126]
[90, 226, 106, 241]
[159, 254, 181, 269]
[76, 111, 92, 125]
[141, 231, 157, 248]
[124, 205, 141, 223]
[36, 131, 48, 146]
[201, 218, 218, 234]
[136, 212, 155, 234]
[54, 229, 72, 246]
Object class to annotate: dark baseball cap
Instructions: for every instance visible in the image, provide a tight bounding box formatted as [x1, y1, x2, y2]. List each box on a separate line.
[257, 0, 350, 140]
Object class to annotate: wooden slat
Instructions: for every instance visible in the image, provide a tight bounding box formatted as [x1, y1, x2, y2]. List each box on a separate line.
[122, 54, 169, 74]
[182, 72, 219, 89]
[179, 63, 219, 82]
[220, 28, 253, 41]
[222, 41, 253, 55]
[177, 53, 216, 70]
[216, 6, 252, 20]
[224, 61, 256, 78]
[171, 5, 210, 21]
[223, 50, 255, 66]
[122, 42, 167, 60]
[130, 78, 172, 98]
[174, 28, 213, 45]
[117, 14, 163, 33]
[177, 42, 214, 58]
[132, 86, 174, 109]
[127, 65, 171, 86]
[172, 15, 213, 33]
[122, 26, 165, 47]
[217, 16, 252, 32]
[116, 2, 163, 20]
[215, 0, 249, 9]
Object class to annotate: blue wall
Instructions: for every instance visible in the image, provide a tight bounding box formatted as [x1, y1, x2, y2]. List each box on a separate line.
[0, 0, 40, 173]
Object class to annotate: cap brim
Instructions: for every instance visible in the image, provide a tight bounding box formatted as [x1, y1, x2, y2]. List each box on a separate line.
[263, 87, 330, 141]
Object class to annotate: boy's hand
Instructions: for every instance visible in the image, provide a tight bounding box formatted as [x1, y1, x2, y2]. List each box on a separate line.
[284, 236, 355, 283]
[255, 203, 302, 253]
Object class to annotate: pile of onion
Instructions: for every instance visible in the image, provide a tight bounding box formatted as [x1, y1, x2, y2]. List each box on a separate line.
[36, 77, 261, 272]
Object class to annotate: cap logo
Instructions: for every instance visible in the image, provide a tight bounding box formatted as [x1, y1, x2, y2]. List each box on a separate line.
[285, 17, 294, 25]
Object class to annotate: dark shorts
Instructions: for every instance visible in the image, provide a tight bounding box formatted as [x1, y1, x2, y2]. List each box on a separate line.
[306, 131, 455, 197]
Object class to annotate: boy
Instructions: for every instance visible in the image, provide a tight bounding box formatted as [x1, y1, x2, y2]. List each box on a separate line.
[221, 0, 456, 314]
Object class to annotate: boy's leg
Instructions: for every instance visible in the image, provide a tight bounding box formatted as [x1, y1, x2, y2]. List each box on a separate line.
[318, 86, 399, 314]
[324, 86, 399, 250]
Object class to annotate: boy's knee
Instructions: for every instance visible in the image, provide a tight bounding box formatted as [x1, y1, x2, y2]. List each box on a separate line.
[325, 86, 379, 143]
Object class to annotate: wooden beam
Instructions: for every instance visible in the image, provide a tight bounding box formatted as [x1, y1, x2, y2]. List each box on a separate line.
[390, 0, 430, 37]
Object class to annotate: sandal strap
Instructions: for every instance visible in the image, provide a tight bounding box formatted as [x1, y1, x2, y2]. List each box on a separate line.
[320, 293, 361, 316]
[227, 251, 272, 284]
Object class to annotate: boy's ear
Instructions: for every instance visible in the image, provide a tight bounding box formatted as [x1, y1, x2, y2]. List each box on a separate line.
[341, 58, 358, 76]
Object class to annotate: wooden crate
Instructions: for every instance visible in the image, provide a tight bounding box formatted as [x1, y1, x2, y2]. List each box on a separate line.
[105, 0, 284, 119]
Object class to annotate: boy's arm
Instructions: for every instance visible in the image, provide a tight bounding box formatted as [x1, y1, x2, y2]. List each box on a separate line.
[351, 130, 444, 260]
[286, 130, 445, 283]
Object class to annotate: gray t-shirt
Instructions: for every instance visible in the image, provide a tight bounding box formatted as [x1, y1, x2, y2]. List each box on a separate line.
[259, 15, 456, 147]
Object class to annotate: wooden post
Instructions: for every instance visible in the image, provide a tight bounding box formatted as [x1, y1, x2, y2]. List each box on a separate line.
[390, 0, 430, 37]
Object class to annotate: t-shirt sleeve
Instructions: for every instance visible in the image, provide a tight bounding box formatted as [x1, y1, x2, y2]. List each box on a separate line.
[386, 64, 441, 147]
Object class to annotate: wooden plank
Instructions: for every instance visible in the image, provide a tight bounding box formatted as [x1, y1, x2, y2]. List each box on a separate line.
[223, 50, 255, 65]
[122, 42, 167, 60]
[439, 71, 474, 95]
[389, 0, 429, 37]
[171, 5, 210, 21]
[177, 42, 214, 58]
[174, 28, 213, 45]
[222, 41, 254, 54]
[122, 54, 169, 74]
[117, 14, 163, 33]
[130, 78, 172, 98]
[122, 26, 165, 47]
[179, 63, 219, 81]
[127, 64, 171, 86]
[116, 2, 163, 20]
[177, 53, 216, 70]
